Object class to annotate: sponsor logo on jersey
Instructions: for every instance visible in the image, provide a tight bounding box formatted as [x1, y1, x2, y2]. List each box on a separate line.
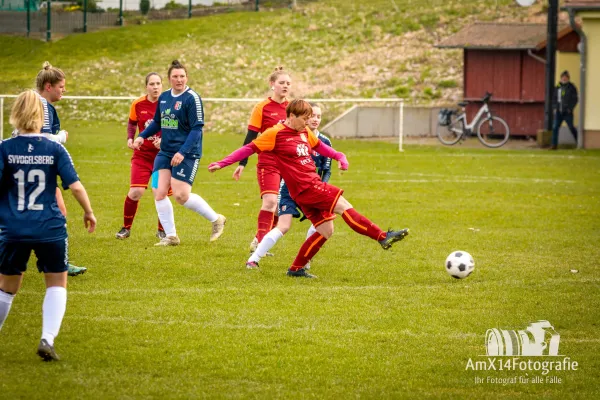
[296, 144, 310, 157]
[28, 144, 34, 153]
[174, 101, 182, 111]
[141, 111, 148, 114]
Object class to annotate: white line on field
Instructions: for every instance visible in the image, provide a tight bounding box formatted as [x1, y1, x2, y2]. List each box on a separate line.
[370, 171, 576, 184]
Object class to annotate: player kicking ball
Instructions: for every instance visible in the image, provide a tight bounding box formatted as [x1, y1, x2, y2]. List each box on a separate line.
[209, 99, 409, 278]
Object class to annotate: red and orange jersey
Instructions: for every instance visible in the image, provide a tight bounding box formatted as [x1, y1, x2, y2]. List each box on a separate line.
[252, 123, 321, 198]
[248, 98, 289, 133]
[129, 95, 161, 154]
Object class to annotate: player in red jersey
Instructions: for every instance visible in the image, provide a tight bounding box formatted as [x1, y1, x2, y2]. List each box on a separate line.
[209, 100, 409, 278]
[232, 67, 291, 254]
[115, 73, 166, 239]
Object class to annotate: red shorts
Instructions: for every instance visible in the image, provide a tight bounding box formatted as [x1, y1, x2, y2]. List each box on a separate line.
[295, 182, 344, 228]
[130, 154, 154, 188]
[257, 155, 280, 197]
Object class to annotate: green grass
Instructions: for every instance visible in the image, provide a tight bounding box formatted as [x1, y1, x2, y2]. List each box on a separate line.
[0, 121, 599, 398]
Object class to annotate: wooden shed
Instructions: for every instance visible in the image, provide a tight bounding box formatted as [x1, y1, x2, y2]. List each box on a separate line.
[436, 22, 580, 137]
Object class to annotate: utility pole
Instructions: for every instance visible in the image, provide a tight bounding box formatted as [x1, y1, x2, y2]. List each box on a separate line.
[544, 0, 558, 131]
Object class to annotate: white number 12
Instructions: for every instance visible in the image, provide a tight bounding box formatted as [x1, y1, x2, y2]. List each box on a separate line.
[13, 169, 46, 211]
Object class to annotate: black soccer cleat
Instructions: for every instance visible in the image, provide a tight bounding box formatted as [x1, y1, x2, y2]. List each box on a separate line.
[378, 228, 410, 250]
[37, 339, 60, 361]
[115, 227, 131, 240]
[286, 268, 317, 279]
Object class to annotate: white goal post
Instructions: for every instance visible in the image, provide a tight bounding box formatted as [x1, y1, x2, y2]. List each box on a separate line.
[0, 95, 404, 151]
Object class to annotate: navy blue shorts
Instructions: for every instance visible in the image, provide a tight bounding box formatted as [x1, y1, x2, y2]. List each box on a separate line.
[278, 181, 301, 218]
[153, 153, 199, 186]
[0, 239, 69, 276]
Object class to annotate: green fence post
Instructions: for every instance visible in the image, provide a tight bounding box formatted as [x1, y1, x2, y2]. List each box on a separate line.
[119, 0, 123, 26]
[188, 0, 192, 18]
[255, 0, 259, 12]
[26, 0, 30, 37]
[46, 0, 51, 41]
[83, 0, 87, 33]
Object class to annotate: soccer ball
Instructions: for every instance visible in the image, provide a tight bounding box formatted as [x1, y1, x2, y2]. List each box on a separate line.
[445, 251, 475, 279]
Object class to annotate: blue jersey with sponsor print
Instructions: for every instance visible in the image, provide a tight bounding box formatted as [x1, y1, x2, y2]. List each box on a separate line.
[48, 102, 61, 134]
[311, 131, 332, 183]
[0, 135, 79, 242]
[145, 87, 204, 159]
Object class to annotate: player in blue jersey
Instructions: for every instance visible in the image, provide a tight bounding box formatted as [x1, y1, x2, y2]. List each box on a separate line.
[0, 91, 96, 361]
[134, 60, 226, 246]
[35, 62, 87, 276]
[246, 103, 333, 269]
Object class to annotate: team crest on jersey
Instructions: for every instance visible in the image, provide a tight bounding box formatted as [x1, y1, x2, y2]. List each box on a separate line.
[174, 101, 182, 111]
[28, 144, 34, 152]
[296, 144, 310, 157]
[300, 133, 308, 143]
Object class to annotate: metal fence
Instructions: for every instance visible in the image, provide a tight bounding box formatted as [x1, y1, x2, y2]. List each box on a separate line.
[0, 0, 301, 40]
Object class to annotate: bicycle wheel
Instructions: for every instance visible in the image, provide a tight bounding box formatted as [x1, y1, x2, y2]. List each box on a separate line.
[437, 114, 464, 145]
[476, 116, 510, 148]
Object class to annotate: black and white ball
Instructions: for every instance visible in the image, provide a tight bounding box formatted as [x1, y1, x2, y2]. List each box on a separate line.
[445, 251, 475, 279]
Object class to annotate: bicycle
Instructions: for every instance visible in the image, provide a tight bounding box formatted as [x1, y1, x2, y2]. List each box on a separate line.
[437, 92, 510, 148]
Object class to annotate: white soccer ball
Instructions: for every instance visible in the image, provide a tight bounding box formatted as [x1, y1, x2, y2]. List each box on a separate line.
[445, 251, 475, 279]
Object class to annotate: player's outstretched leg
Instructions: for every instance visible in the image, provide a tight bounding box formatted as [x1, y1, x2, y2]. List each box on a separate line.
[340, 206, 409, 250]
[246, 228, 284, 269]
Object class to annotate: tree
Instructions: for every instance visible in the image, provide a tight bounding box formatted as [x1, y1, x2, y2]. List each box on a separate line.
[140, 0, 150, 15]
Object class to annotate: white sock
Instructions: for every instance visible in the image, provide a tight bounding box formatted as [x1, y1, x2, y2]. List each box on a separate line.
[41, 286, 67, 346]
[0, 290, 15, 331]
[306, 224, 317, 240]
[249, 228, 284, 263]
[183, 193, 218, 223]
[155, 198, 176, 236]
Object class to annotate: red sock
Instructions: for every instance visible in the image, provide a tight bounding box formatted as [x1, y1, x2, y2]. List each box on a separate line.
[158, 219, 164, 232]
[256, 210, 275, 243]
[123, 196, 139, 229]
[290, 232, 327, 271]
[272, 214, 279, 230]
[342, 208, 386, 241]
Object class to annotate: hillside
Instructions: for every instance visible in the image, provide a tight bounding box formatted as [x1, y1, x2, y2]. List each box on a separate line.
[0, 0, 550, 133]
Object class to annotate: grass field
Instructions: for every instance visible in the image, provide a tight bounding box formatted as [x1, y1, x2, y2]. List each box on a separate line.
[0, 121, 599, 398]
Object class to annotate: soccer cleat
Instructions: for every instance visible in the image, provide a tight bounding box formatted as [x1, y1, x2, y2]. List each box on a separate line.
[287, 268, 317, 279]
[37, 339, 60, 361]
[210, 214, 227, 242]
[115, 227, 131, 240]
[67, 264, 87, 276]
[378, 228, 410, 250]
[155, 235, 180, 246]
[246, 261, 259, 270]
[156, 230, 166, 240]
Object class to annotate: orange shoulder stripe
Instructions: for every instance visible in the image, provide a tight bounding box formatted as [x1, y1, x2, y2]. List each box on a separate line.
[248, 98, 271, 131]
[252, 123, 284, 152]
[129, 95, 147, 121]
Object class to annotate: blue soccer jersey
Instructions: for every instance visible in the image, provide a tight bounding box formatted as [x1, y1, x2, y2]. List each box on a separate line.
[48, 102, 61, 134]
[38, 93, 54, 134]
[312, 131, 332, 183]
[0, 135, 79, 242]
[140, 87, 204, 159]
